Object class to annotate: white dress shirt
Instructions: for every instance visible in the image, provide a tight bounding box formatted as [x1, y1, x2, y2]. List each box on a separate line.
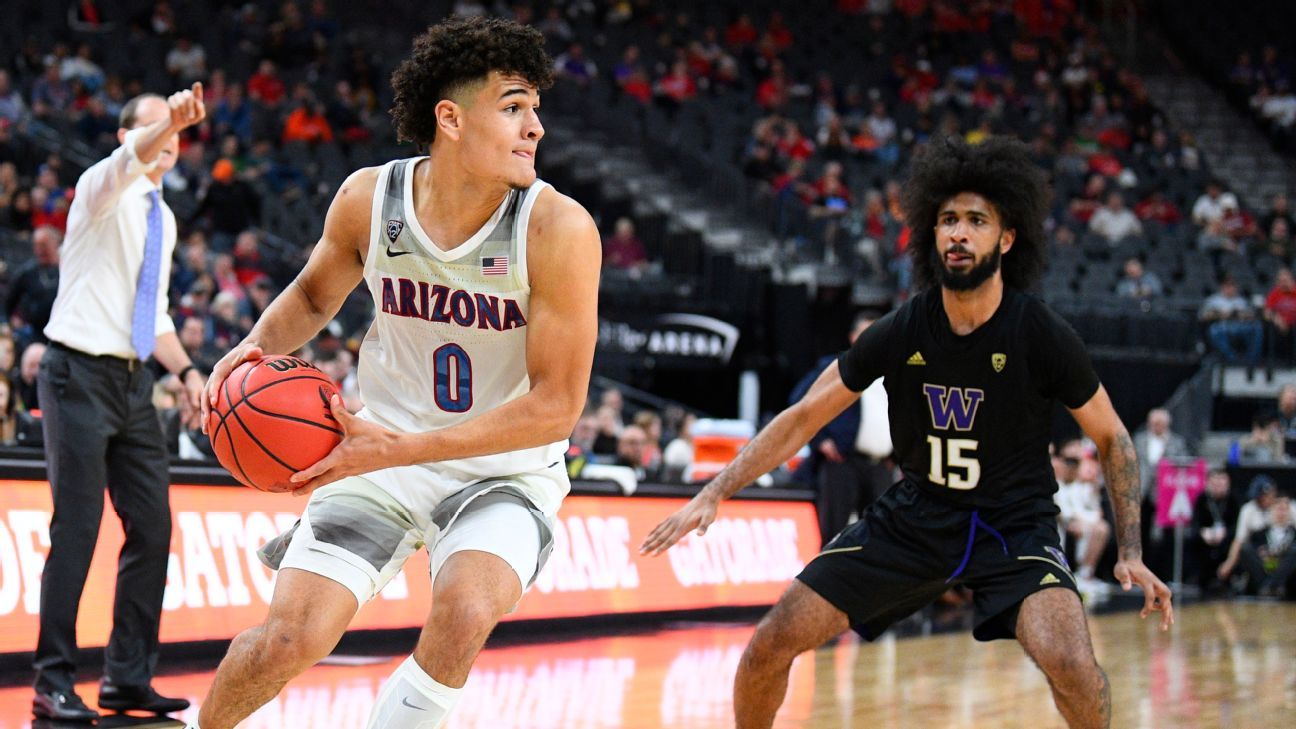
[45, 127, 178, 359]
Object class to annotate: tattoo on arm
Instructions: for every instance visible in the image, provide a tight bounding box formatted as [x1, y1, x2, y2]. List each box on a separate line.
[1097, 665, 1111, 727]
[1101, 430, 1143, 560]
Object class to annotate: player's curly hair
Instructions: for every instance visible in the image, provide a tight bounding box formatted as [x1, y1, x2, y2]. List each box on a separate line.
[390, 16, 554, 149]
[902, 136, 1049, 291]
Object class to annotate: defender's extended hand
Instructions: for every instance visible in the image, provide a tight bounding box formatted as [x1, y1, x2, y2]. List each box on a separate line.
[1114, 558, 1175, 631]
[640, 493, 718, 556]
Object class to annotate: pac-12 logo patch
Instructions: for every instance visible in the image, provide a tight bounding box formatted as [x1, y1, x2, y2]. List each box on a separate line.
[992, 353, 1007, 372]
[386, 219, 405, 242]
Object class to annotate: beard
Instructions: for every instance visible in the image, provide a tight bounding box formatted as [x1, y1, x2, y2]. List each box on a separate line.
[934, 242, 1002, 292]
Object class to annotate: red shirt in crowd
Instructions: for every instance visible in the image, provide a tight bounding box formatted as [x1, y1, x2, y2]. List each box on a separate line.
[657, 71, 697, 103]
[1266, 285, 1296, 328]
[247, 72, 285, 106]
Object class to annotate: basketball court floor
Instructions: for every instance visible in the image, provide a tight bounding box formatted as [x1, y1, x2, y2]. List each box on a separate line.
[0, 601, 1290, 728]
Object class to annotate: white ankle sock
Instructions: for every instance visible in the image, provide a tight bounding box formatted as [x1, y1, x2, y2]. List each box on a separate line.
[366, 655, 463, 729]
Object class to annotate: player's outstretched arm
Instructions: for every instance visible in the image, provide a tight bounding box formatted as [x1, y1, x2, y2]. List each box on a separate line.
[201, 167, 373, 432]
[640, 360, 859, 555]
[1070, 385, 1174, 630]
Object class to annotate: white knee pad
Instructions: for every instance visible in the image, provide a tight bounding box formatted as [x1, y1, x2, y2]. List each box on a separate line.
[367, 655, 463, 729]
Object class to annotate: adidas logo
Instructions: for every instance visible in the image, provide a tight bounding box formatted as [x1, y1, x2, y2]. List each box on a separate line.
[906, 351, 926, 366]
[1039, 573, 1060, 586]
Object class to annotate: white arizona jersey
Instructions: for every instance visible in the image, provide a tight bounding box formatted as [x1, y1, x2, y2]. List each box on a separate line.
[353, 157, 568, 511]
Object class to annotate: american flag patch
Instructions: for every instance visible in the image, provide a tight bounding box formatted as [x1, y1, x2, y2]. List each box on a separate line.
[481, 256, 509, 276]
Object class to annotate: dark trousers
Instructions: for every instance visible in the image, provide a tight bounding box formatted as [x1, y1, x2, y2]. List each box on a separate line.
[1238, 542, 1296, 596]
[816, 452, 893, 546]
[33, 344, 171, 694]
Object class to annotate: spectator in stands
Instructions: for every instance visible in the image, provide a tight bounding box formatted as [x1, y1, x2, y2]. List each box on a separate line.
[209, 290, 246, 350]
[1115, 257, 1163, 300]
[246, 59, 286, 108]
[0, 371, 13, 444]
[0, 329, 14, 378]
[756, 59, 790, 111]
[1220, 477, 1288, 594]
[1134, 190, 1182, 229]
[633, 410, 664, 474]
[1231, 411, 1287, 464]
[615, 424, 657, 481]
[864, 101, 899, 166]
[13, 341, 44, 413]
[592, 404, 621, 456]
[1248, 496, 1296, 598]
[1053, 439, 1111, 595]
[212, 84, 252, 143]
[1261, 192, 1295, 239]
[1265, 267, 1296, 356]
[1191, 180, 1239, 227]
[30, 63, 72, 118]
[325, 81, 370, 143]
[1133, 408, 1190, 520]
[537, 6, 573, 43]
[1200, 276, 1263, 363]
[1220, 198, 1260, 249]
[656, 59, 697, 112]
[662, 412, 696, 483]
[553, 42, 597, 88]
[60, 43, 104, 93]
[191, 159, 260, 249]
[0, 70, 27, 123]
[725, 13, 759, 50]
[211, 253, 245, 303]
[1089, 192, 1143, 244]
[1277, 384, 1296, 437]
[165, 36, 206, 87]
[282, 97, 334, 144]
[5, 226, 61, 346]
[603, 217, 648, 274]
[76, 96, 118, 150]
[1193, 467, 1238, 594]
[1267, 218, 1296, 261]
[565, 411, 599, 478]
[1197, 218, 1235, 255]
[176, 314, 218, 374]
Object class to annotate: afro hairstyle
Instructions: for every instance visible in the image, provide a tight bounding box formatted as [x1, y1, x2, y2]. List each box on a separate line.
[390, 16, 554, 150]
[902, 135, 1050, 292]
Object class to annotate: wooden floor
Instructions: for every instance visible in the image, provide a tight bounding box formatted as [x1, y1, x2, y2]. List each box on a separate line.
[0, 601, 1292, 728]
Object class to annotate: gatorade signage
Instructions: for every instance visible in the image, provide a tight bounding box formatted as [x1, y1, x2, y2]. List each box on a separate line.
[1155, 458, 1208, 528]
[0, 481, 819, 655]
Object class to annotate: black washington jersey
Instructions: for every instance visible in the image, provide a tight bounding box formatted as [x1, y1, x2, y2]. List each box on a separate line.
[838, 287, 1100, 511]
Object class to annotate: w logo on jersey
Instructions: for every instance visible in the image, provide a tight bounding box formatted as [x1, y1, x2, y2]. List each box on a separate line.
[922, 383, 985, 432]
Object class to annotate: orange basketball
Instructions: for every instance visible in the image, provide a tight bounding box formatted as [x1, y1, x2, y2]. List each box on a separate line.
[207, 355, 343, 492]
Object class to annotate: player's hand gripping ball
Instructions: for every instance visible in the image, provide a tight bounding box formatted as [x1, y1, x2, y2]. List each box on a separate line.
[207, 355, 343, 492]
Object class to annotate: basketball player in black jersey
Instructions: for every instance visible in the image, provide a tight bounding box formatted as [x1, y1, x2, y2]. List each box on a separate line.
[643, 136, 1172, 729]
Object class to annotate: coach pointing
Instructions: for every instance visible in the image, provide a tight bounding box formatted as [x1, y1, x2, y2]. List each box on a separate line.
[33, 85, 207, 721]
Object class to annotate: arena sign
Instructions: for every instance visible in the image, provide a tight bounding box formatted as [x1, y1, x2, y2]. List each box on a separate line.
[0, 481, 818, 654]
[597, 313, 740, 367]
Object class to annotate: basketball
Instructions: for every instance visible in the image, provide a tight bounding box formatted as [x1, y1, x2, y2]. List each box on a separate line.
[207, 355, 344, 492]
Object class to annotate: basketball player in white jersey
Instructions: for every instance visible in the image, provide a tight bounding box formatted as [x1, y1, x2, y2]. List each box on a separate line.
[191, 17, 600, 729]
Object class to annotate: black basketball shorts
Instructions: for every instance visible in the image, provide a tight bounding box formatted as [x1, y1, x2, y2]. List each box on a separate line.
[797, 480, 1079, 642]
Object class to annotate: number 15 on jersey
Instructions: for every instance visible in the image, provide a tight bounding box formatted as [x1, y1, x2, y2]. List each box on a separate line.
[927, 436, 981, 490]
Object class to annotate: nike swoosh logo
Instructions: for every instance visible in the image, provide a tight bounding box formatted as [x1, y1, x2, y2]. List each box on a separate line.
[401, 696, 427, 711]
[386, 246, 413, 257]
